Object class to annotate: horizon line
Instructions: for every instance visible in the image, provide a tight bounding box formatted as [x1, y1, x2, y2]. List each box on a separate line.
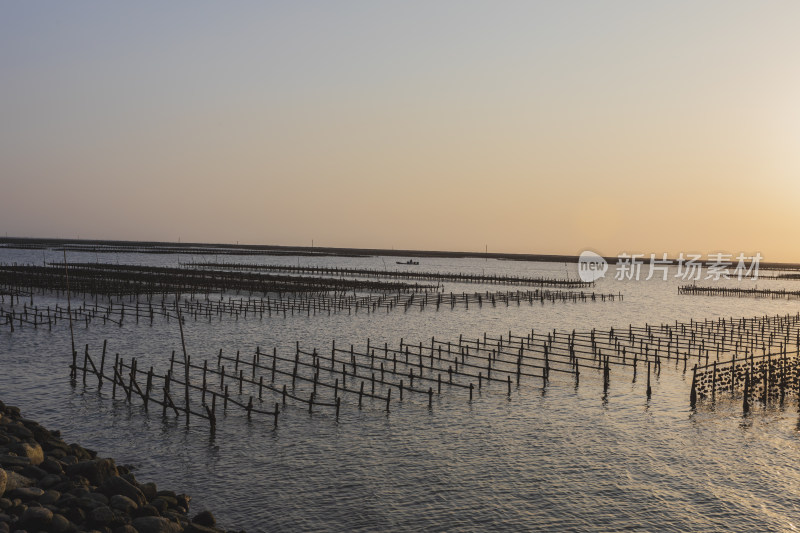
[0, 236, 794, 268]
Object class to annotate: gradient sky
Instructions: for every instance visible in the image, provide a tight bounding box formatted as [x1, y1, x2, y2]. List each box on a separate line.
[2, 2, 799, 260]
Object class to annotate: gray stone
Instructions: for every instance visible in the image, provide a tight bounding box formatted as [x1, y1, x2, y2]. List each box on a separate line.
[156, 494, 178, 508]
[0, 520, 8, 533]
[71, 474, 90, 488]
[50, 512, 73, 533]
[56, 492, 76, 508]
[89, 504, 115, 527]
[3, 423, 33, 439]
[14, 443, 44, 466]
[135, 504, 160, 517]
[162, 509, 189, 525]
[110, 494, 138, 513]
[40, 457, 64, 475]
[9, 486, 44, 499]
[132, 516, 184, 533]
[70, 486, 90, 498]
[42, 438, 70, 455]
[68, 444, 93, 461]
[3, 471, 34, 492]
[65, 458, 118, 486]
[176, 494, 190, 509]
[21, 505, 53, 528]
[149, 498, 168, 514]
[0, 455, 30, 468]
[76, 496, 104, 511]
[113, 526, 139, 533]
[64, 505, 85, 524]
[20, 464, 47, 480]
[38, 489, 61, 506]
[139, 482, 157, 502]
[39, 473, 63, 489]
[87, 492, 109, 505]
[99, 476, 146, 507]
[0, 469, 5, 497]
[191, 511, 215, 527]
[19, 418, 43, 429]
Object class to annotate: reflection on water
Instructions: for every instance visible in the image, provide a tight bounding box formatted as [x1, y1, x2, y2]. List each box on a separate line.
[2, 247, 800, 531]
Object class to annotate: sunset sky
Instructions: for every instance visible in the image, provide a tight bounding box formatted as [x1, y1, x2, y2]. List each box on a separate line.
[2, 2, 799, 261]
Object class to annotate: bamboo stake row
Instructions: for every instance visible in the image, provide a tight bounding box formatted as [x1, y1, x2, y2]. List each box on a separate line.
[680, 285, 800, 299]
[185, 261, 591, 288]
[0, 287, 622, 331]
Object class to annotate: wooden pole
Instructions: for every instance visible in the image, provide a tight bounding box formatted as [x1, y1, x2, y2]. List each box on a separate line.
[64, 250, 76, 377]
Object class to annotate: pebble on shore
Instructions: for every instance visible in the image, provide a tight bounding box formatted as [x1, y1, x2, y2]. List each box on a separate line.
[0, 400, 243, 533]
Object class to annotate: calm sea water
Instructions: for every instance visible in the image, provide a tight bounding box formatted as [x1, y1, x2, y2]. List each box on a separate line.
[2, 248, 800, 532]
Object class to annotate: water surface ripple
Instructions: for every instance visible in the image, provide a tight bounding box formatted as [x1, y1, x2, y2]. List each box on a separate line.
[2, 249, 800, 531]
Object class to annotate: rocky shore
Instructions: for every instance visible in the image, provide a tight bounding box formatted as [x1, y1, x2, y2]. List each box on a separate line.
[0, 400, 242, 533]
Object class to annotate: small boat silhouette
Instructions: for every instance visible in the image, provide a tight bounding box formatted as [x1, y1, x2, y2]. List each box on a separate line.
[396, 259, 419, 265]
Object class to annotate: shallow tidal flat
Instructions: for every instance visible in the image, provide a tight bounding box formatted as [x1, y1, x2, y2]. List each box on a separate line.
[2, 247, 800, 531]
